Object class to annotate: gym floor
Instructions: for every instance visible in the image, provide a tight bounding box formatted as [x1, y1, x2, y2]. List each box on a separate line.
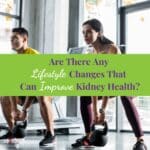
[0, 132, 149, 150]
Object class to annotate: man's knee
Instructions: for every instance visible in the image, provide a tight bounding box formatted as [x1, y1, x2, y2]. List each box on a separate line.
[38, 96, 52, 106]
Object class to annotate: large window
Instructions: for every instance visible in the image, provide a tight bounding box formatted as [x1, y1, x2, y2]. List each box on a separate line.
[84, 0, 117, 44]
[0, 0, 21, 54]
[122, 0, 150, 6]
[106, 98, 116, 130]
[82, 0, 150, 132]
[126, 9, 150, 53]
[96, 98, 116, 130]
[122, 97, 150, 131]
[0, 0, 20, 15]
[120, 0, 150, 132]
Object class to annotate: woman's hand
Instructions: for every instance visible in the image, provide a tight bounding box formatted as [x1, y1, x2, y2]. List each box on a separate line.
[93, 111, 99, 123]
[93, 109, 105, 124]
[98, 111, 105, 124]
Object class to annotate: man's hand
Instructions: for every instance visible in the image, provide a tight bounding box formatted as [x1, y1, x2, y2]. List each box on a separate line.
[12, 109, 27, 121]
[18, 110, 27, 121]
[12, 109, 21, 120]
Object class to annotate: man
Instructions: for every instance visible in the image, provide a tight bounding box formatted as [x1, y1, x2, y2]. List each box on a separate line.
[0, 27, 55, 147]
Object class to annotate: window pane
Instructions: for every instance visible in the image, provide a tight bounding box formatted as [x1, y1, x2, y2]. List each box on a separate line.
[122, 0, 150, 6]
[0, 0, 20, 16]
[0, 16, 19, 54]
[84, 0, 117, 43]
[106, 98, 116, 130]
[122, 97, 150, 131]
[126, 9, 150, 54]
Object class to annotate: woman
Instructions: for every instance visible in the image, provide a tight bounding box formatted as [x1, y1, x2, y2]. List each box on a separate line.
[72, 19, 147, 150]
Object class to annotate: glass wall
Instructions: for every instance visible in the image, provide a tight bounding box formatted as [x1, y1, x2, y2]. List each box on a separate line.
[97, 98, 116, 130]
[84, 0, 117, 44]
[0, 16, 19, 53]
[0, 0, 21, 54]
[120, 0, 150, 132]
[106, 98, 116, 130]
[126, 9, 150, 54]
[0, 0, 20, 15]
[122, 5, 150, 130]
[83, 0, 150, 132]
[122, 97, 150, 131]
[122, 0, 150, 6]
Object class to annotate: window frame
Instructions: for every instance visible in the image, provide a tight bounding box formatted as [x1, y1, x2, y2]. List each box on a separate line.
[0, 0, 22, 27]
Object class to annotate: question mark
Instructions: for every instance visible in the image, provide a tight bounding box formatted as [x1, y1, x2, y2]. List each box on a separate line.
[136, 82, 140, 90]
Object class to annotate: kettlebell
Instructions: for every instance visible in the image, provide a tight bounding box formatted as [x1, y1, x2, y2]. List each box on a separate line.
[90, 121, 108, 146]
[12, 120, 27, 138]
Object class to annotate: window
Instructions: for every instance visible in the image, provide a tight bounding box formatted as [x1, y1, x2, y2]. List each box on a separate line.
[122, 0, 150, 6]
[119, 0, 150, 132]
[122, 97, 150, 131]
[84, 0, 117, 44]
[96, 98, 116, 130]
[126, 9, 150, 53]
[83, 0, 150, 132]
[0, 0, 20, 15]
[106, 98, 116, 130]
[0, 0, 21, 54]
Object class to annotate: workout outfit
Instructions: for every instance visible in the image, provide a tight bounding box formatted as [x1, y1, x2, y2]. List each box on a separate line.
[22, 48, 56, 147]
[80, 96, 143, 137]
[72, 96, 147, 149]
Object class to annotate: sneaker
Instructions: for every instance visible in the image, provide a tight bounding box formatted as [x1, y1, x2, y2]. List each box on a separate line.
[133, 140, 147, 150]
[72, 137, 91, 148]
[39, 132, 55, 147]
[0, 130, 14, 140]
[76, 136, 88, 143]
[72, 141, 82, 148]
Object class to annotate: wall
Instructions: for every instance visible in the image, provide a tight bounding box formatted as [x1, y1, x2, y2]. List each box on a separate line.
[22, 0, 69, 54]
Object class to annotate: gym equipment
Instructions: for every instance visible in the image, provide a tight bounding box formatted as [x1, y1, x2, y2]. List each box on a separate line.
[12, 120, 27, 138]
[90, 121, 108, 146]
[0, 96, 82, 134]
[133, 140, 147, 150]
[0, 125, 9, 138]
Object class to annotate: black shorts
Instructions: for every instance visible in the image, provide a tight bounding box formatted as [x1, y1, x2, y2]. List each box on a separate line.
[18, 96, 38, 105]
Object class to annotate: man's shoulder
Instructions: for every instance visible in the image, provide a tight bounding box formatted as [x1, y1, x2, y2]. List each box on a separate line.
[25, 47, 40, 54]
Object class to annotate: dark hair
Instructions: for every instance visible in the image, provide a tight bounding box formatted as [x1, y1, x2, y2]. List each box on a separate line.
[83, 19, 113, 45]
[12, 27, 28, 37]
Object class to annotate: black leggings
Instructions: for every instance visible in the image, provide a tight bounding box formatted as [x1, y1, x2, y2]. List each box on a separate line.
[80, 96, 143, 138]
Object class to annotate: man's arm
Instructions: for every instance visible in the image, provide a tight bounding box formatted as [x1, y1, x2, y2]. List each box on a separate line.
[16, 96, 34, 121]
[9, 96, 19, 112]
[22, 96, 34, 112]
